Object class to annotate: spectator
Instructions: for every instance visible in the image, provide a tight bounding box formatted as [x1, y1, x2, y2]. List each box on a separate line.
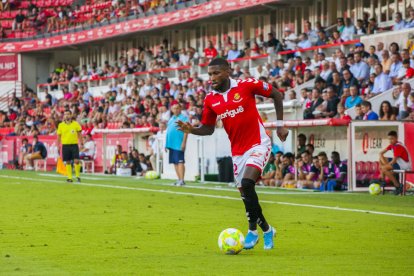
[320, 61, 332, 81]
[316, 152, 330, 190]
[204, 41, 218, 60]
[320, 151, 347, 191]
[330, 30, 343, 44]
[381, 50, 392, 73]
[254, 64, 269, 79]
[24, 135, 47, 170]
[261, 153, 276, 186]
[296, 33, 312, 54]
[389, 42, 400, 55]
[403, 59, 414, 79]
[297, 133, 307, 155]
[315, 30, 328, 46]
[166, 103, 188, 186]
[304, 20, 318, 44]
[280, 152, 296, 188]
[361, 100, 379, 120]
[354, 103, 364, 120]
[350, 52, 370, 82]
[342, 69, 359, 90]
[389, 53, 404, 82]
[227, 44, 240, 61]
[109, 144, 123, 174]
[356, 19, 366, 35]
[345, 85, 362, 109]
[79, 134, 95, 159]
[323, 86, 340, 118]
[396, 83, 413, 120]
[393, 12, 406, 31]
[401, 49, 414, 67]
[336, 17, 345, 33]
[331, 72, 343, 96]
[405, 9, 414, 28]
[379, 100, 397, 121]
[266, 32, 282, 54]
[367, 17, 378, 34]
[303, 88, 323, 119]
[336, 103, 352, 120]
[368, 45, 379, 60]
[355, 42, 370, 59]
[296, 150, 315, 189]
[341, 18, 356, 41]
[128, 149, 143, 176]
[12, 9, 25, 31]
[370, 64, 392, 95]
[379, 131, 412, 195]
[18, 138, 32, 169]
[282, 28, 297, 53]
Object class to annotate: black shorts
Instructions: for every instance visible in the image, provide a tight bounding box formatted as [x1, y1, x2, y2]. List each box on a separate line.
[62, 144, 80, 162]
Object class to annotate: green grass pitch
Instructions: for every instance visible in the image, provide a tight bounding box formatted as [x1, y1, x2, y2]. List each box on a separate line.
[0, 170, 413, 275]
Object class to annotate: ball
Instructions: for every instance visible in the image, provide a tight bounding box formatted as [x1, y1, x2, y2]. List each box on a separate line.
[145, 170, 159, 179]
[218, 228, 245, 255]
[369, 183, 382, 195]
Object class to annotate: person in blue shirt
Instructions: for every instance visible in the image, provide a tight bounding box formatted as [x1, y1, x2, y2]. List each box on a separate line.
[361, 100, 379, 120]
[25, 135, 47, 170]
[345, 85, 363, 109]
[166, 103, 188, 186]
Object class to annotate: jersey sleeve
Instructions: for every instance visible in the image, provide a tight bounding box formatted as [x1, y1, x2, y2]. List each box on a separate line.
[385, 144, 392, 151]
[75, 122, 82, 132]
[200, 100, 217, 126]
[241, 78, 273, 97]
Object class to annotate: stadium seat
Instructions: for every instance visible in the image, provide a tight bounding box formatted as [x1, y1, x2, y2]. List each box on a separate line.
[81, 159, 95, 173]
[34, 159, 47, 172]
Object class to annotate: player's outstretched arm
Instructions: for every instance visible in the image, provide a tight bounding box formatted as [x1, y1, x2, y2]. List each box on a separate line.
[269, 87, 289, 142]
[176, 120, 215, 136]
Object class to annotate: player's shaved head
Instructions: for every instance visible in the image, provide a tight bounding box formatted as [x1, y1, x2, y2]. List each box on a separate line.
[208, 58, 230, 69]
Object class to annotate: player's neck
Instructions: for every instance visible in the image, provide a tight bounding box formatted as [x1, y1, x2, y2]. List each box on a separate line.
[217, 79, 230, 93]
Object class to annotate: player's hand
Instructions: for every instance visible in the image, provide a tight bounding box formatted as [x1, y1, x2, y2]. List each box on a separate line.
[277, 127, 289, 142]
[181, 143, 186, 151]
[176, 120, 193, 134]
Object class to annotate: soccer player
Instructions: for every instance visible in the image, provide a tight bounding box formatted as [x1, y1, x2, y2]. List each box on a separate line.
[57, 110, 82, 183]
[379, 131, 412, 195]
[177, 58, 288, 250]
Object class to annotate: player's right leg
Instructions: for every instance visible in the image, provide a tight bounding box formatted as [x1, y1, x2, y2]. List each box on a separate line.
[62, 145, 73, 182]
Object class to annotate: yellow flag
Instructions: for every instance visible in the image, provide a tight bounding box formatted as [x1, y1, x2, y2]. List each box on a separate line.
[56, 157, 67, 176]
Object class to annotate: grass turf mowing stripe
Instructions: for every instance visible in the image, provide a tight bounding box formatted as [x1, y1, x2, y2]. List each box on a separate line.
[1, 174, 414, 219]
[37, 173, 357, 196]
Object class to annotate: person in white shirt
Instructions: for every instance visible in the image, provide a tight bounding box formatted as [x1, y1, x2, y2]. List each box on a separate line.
[396, 83, 413, 119]
[254, 64, 269, 79]
[227, 44, 241, 61]
[393, 12, 406, 31]
[179, 48, 190, 66]
[375, 42, 384, 62]
[80, 134, 96, 159]
[370, 64, 393, 95]
[341, 18, 356, 41]
[282, 28, 298, 51]
[320, 61, 332, 81]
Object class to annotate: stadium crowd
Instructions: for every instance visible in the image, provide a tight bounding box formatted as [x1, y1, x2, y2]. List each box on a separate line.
[2, 12, 414, 181]
[0, 0, 197, 39]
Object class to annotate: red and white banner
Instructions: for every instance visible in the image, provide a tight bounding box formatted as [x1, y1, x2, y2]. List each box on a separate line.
[0, 0, 279, 53]
[0, 54, 18, 81]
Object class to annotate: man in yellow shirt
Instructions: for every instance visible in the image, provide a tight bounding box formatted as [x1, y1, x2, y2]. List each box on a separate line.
[57, 110, 82, 182]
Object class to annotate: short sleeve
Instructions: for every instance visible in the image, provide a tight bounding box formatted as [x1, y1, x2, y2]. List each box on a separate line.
[241, 78, 273, 97]
[201, 102, 217, 126]
[75, 122, 82, 132]
[385, 144, 392, 151]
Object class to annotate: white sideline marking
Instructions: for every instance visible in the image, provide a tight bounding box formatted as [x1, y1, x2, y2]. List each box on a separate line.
[37, 173, 352, 196]
[1, 175, 414, 219]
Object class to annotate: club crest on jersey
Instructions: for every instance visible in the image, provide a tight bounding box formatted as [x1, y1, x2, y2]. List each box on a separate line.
[233, 93, 243, 103]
